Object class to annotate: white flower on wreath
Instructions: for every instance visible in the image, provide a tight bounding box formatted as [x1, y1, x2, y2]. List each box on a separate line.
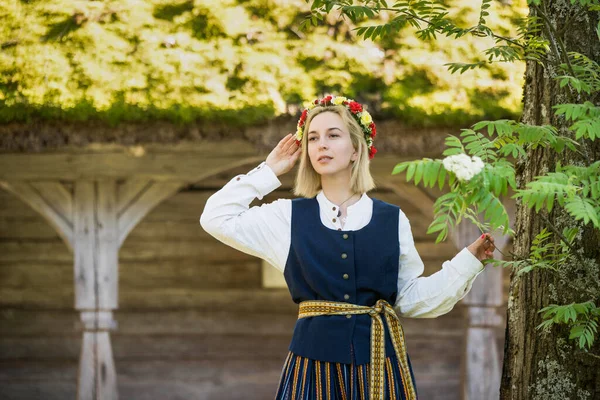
[442, 154, 485, 182]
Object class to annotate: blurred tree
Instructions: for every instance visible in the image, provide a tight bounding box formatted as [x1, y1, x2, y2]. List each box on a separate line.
[0, 0, 525, 127]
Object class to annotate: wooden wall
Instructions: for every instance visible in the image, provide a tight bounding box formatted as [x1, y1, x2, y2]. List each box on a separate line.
[0, 174, 509, 399]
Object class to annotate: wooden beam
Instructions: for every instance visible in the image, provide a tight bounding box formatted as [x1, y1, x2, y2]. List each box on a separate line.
[30, 181, 73, 221]
[0, 142, 264, 181]
[117, 179, 151, 215]
[0, 181, 74, 251]
[117, 181, 184, 247]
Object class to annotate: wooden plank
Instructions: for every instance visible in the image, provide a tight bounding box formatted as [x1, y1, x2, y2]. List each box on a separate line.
[118, 181, 184, 246]
[0, 308, 465, 336]
[0, 148, 265, 181]
[0, 218, 61, 239]
[96, 180, 119, 309]
[0, 262, 73, 289]
[0, 182, 74, 251]
[118, 260, 263, 290]
[0, 332, 463, 361]
[0, 240, 253, 263]
[0, 380, 458, 400]
[0, 288, 296, 312]
[0, 382, 77, 400]
[0, 359, 77, 381]
[118, 240, 257, 262]
[0, 334, 292, 360]
[0, 241, 72, 263]
[0, 191, 39, 217]
[73, 181, 96, 310]
[126, 219, 215, 240]
[0, 287, 74, 309]
[0, 358, 285, 383]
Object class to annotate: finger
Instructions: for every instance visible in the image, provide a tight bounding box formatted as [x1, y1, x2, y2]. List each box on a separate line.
[291, 145, 302, 160]
[278, 133, 293, 149]
[282, 136, 297, 153]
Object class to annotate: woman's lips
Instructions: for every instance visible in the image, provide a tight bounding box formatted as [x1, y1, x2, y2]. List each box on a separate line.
[318, 156, 332, 163]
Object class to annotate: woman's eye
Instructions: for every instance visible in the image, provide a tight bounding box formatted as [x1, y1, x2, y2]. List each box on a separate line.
[330, 134, 339, 138]
[308, 137, 317, 141]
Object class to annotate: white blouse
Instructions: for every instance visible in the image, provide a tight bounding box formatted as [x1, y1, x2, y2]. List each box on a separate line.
[200, 161, 485, 318]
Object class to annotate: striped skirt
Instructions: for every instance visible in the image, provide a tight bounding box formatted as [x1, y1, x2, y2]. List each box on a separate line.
[274, 351, 418, 400]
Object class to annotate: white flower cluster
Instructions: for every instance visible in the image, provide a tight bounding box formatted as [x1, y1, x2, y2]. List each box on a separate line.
[442, 154, 485, 182]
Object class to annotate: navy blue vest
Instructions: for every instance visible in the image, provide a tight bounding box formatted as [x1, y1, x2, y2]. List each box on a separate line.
[283, 197, 401, 365]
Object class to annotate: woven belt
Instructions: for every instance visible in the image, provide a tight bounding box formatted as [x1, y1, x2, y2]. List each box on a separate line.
[298, 299, 417, 400]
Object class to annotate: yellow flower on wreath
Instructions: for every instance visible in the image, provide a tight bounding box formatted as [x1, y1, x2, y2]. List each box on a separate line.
[332, 96, 348, 105]
[360, 111, 373, 125]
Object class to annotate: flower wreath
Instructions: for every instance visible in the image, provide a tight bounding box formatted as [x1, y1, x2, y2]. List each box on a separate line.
[295, 95, 378, 159]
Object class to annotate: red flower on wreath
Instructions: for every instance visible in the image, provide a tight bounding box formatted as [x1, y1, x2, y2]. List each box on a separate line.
[348, 101, 363, 114]
[369, 146, 378, 159]
[298, 109, 308, 127]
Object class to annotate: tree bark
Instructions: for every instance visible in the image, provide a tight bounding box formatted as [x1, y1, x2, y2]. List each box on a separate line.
[500, 2, 600, 399]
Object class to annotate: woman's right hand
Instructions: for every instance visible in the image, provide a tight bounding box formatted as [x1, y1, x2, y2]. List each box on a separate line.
[266, 133, 302, 177]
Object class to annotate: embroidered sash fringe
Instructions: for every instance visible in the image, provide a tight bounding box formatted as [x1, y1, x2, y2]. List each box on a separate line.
[298, 299, 417, 400]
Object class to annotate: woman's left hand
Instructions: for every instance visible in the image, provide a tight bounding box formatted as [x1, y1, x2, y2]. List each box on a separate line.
[467, 233, 496, 263]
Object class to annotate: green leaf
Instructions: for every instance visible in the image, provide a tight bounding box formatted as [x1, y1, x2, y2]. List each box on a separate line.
[438, 167, 447, 190]
[406, 163, 416, 182]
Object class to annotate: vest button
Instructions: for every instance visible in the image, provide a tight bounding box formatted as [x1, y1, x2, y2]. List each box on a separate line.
[332, 206, 336, 211]
[344, 294, 350, 300]
[342, 233, 349, 239]
[343, 273, 349, 279]
[346, 315, 352, 319]
[236, 177, 241, 181]
[337, 228, 342, 231]
[341, 253, 347, 259]
[332, 218, 337, 223]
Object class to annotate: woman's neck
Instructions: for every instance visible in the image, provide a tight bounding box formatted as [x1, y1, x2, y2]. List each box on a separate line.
[321, 176, 358, 206]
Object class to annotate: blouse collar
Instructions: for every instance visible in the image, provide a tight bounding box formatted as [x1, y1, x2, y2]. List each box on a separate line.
[316, 190, 372, 217]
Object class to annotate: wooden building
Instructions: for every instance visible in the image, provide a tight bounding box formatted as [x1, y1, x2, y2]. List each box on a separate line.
[0, 119, 512, 399]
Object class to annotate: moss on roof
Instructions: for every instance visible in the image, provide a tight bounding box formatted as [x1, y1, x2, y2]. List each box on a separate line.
[0, 0, 526, 127]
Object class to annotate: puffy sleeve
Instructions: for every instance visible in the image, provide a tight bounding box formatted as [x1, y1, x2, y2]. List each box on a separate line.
[199, 161, 292, 273]
[393, 209, 485, 318]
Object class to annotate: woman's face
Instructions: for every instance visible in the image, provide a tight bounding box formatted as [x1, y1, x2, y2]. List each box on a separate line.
[307, 111, 358, 177]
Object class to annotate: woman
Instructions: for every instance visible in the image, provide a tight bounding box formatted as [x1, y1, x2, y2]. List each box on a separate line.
[200, 95, 496, 400]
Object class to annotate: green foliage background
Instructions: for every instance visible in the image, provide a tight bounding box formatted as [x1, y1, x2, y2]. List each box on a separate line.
[0, 0, 526, 127]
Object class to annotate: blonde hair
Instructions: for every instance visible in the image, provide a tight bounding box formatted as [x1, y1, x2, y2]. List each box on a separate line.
[293, 105, 376, 198]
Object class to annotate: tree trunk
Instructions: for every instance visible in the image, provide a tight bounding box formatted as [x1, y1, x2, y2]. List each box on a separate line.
[500, 2, 600, 399]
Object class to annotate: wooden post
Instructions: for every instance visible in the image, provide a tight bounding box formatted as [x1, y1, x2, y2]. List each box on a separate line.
[451, 221, 508, 400]
[0, 177, 184, 399]
[73, 178, 183, 399]
[74, 181, 119, 400]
